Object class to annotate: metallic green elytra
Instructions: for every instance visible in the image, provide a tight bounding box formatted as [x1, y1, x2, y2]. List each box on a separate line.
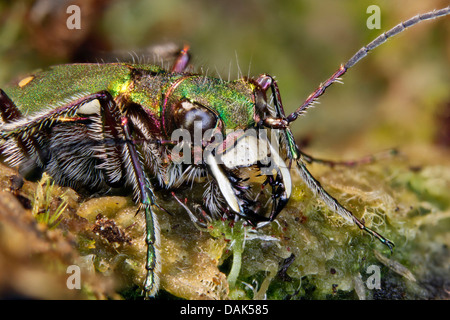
[1, 7, 449, 297]
[6, 63, 256, 130]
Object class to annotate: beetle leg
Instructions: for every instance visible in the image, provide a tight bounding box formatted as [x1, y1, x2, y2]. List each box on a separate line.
[1, 90, 161, 295]
[61, 92, 162, 296]
[268, 170, 289, 222]
[171, 191, 213, 229]
[0, 89, 47, 176]
[299, 148, 399, 168]
[171, 44, 190, 73]
[93, 96, 161, 296]
[125, 103, 166, 188]
[120, 116, 160, 297]
[0, 89, 22, 122]
[31, 91, 123, 189]
[257, 81, 394, 248]
[94, 92, 127, 187]
[295, 160, 394, 252]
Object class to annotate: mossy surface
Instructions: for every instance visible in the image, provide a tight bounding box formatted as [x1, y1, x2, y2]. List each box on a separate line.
[0, 144, 448, 299]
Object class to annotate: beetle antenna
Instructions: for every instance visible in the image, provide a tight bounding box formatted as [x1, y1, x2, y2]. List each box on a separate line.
[287, 6, 450, 123]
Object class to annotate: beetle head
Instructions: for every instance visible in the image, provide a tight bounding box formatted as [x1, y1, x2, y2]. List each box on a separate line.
[163, 75, 292, 223]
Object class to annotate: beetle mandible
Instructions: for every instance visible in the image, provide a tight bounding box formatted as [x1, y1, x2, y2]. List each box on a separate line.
[0, 7, 449, 297]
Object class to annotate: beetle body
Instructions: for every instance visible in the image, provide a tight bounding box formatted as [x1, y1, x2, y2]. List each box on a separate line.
[0, 60, 292, 296]
[7, 63, 256, 130]
[1, 62, 280, 214]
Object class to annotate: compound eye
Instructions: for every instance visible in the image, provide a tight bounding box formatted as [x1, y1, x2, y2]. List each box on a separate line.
[173, 100, 218, 135]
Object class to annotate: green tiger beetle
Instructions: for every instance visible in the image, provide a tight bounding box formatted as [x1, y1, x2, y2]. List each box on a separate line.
[0, 7, 449, 297]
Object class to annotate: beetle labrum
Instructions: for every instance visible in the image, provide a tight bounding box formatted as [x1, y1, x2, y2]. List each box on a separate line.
[0, 7, 448, 297]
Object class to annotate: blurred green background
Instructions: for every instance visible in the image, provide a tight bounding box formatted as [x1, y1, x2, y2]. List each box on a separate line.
[1, 0, 449, 161]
